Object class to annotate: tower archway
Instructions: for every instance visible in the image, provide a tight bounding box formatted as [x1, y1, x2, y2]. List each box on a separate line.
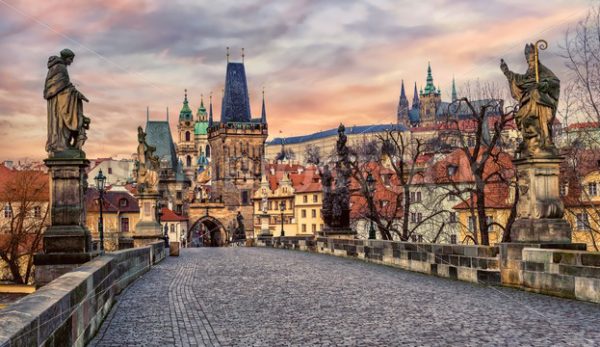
[188, 216, 227, 247]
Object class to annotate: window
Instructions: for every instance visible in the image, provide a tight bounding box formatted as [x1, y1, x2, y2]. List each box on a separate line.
[448, 194, 456, 201]
[241, 191, 250, 205]
[302, 224, 307, 233]
[312, 224, 316, 233]
[205, 144, 211, 158]
[410, 192, 415, 202]
[301, 209, 306, 218]
[410, 212, 422, 223]
[450, 235, 457, 244]
[108, 167, 113, 174]
[467, 137, 475, 147]
[303, 195, 308, 203]
[468, 216, 476, 232]
[417, 213, 422, 223]
[313, 194, 318, 203]
[417, 235, 423, 243]
[449, 212, 456, 223]
[447, 165, 458, 177]
[381, 174, 390, 186]
[311, 209, 316, 218]
[560, 183, 568, 197]
[576, 213, 590, 230]
[119, 198, 128, 208]
[379, 200, 389, 208]
[486, 216, 494, 231]
[185, 131, 191, 142]
[176, 191, 182, 200]
[34, 206, 41, 218]
[176, 204, 182, 213]
[170, 224, 175, 234]
[3, 204, 12, 218]
[416, 192, 421, 202]
[120, 218, 129, 232]
[588, 182, 597, 196]
[186, 155, 192, 167]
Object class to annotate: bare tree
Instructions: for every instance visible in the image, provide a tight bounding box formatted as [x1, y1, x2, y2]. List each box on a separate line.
[0, 169, 48, 284]
[438, 88, 518, 245]
[562, 5, 600, 124]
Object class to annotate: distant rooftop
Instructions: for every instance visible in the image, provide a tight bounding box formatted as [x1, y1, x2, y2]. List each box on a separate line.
[268, 124, 406, 145]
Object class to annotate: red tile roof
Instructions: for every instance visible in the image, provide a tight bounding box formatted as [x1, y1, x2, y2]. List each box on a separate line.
[0, 165, 49, 202]
[160, 208, 188, 221]
[85, 188, 139, 213]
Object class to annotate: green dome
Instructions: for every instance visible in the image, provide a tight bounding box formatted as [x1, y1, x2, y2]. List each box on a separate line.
[194, 121, 208, 135]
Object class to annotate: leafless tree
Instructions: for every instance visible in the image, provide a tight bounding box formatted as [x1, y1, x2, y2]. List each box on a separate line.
[0, 169, 48, 284]
[438, 83, 518, 245]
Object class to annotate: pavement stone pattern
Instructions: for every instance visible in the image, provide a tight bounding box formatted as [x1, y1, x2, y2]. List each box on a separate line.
[89, 248, 600, 346]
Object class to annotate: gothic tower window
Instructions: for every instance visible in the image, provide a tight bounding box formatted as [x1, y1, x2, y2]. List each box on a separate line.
[186, 155, 192, 167]
[206, 144, 211, 158]
[185, 131, 191, 142]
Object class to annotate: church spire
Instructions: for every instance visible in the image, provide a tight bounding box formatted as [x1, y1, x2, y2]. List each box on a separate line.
[397, 80, 409, 124]
[261, 87, 267, 124]
[423, 62, 438, 96]
[451, 76, 458, 102]
[208, 92, 213, 127]
[179, 89, 193, 121]
[196, 93, 207, 122]
[412, 82, 420, 109]
[146, 106, 149, 122]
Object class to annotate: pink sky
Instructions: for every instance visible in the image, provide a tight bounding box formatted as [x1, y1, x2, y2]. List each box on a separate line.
[0, 0, 593, 161]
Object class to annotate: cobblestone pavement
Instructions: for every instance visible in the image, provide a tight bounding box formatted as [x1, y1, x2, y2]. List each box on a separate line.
[90, 248, 600, 346]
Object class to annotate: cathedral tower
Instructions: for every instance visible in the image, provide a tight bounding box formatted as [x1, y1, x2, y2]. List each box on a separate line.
[177, 89, 196, 182]
[419, 62, 441, 125]
[397, 80, 409, 125]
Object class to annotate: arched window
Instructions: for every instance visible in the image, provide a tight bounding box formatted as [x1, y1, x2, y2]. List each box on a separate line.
[185, 131, 191, 142]
[170, 224, 175, 234]
[206, 144, 211, 158]
[186, 155, 192, 167]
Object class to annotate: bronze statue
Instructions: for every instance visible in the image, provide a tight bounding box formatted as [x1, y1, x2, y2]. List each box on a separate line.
[44, 48, 90, 156]
[135, 126, 160, 193]
[501, 41, 560, 158]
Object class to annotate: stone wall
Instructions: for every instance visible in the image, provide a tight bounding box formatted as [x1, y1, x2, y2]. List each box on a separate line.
[257, 236, 501, 286]
[257, 236, 600, 304]
[0, 241, 166, 347]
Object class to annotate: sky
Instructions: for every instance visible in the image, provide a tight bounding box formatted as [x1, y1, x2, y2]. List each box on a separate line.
[0, 0, 594, 161]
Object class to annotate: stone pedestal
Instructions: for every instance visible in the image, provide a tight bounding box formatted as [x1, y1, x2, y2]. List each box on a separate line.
[34, 157, 97, 287]
[260, 213, 272, 237]
[133, 192, 163, 247]
[500, 156, 585, 286]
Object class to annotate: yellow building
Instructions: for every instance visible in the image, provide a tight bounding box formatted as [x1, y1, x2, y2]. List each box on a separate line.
[563, 170, 600, 251]
[453, 183, 513, 245]
[253, 164, 323, 237]
[85, 186, 140, 251]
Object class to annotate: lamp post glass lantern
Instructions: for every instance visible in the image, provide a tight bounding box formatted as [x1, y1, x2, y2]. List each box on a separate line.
[94, 169, 107, 252]
[366, 172, 376, 240]
[279, 200, 285, 237]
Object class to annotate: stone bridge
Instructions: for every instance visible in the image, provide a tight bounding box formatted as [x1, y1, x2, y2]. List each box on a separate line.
[91, 246, 599, 346]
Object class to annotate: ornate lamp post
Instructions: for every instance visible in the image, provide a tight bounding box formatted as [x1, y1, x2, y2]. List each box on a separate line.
[366, 172, 376, 240]
[279, 200, 285, 237]
[94, 169, 107, 252]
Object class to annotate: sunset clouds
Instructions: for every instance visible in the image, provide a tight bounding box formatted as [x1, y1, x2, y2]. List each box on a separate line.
[0, 0, 592, 160]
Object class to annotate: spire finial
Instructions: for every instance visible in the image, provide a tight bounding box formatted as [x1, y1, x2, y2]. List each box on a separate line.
[452, 76, 457, 102]
[184, 89, 188, 102]
[166, 107, 169, 122]
[226, 46, 230, 63]
[241, 47, 245, 63]
[208, 91, 214, 127]
[261, 85, 267, 124]
[146, 106, 149, 122]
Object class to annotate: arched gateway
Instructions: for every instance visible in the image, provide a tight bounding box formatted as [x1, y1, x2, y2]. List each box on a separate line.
[187, 216, 227, 247]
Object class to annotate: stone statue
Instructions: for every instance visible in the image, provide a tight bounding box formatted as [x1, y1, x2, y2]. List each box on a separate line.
[234, 211, 246, 240]
[44, 48, 90, 157]
[328, 124, 351, 228]
[320, 164, 333, 225]
[135, 126, 160, 193]
[501, 42, 560, 158]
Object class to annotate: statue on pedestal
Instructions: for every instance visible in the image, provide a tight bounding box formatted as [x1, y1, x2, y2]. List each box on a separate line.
[135, 126, 160, 193]
[500, 41, 560, 158]
[44, 48, 90, 157]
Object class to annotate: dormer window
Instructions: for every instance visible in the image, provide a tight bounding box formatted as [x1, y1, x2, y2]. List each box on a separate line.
[447, 165, 458, 177]
[119, 198, 128, 208]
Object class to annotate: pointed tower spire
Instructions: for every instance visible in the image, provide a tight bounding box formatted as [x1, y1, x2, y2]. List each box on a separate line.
[166, 107, 169, 122]
[179, 89, 192, 121]
[208, 92, 214, 127]
[146, 106, 149, 122]
[412, 82, 420, 109]
[196, 93, 207, 122]
[261, 86, 267, 124]
[423, 61, 437, 95]
[397, 80, 409, 124]
[226, 46, 230, 63]
[451, 76, 458, 102]
[241, 47, 245, 63]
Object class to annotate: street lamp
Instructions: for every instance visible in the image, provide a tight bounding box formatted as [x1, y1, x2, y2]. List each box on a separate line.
[366, 172, 376, 240]
[279, 200, 286, 237]
[94, 169, 107, 252]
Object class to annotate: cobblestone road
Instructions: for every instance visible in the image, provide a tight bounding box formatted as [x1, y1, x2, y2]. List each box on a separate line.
[90, 248, 600, 346]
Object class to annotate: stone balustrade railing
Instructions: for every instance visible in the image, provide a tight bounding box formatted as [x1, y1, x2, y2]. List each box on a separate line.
[0, 241, 166, 347]
[256, 236, 600, 304]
